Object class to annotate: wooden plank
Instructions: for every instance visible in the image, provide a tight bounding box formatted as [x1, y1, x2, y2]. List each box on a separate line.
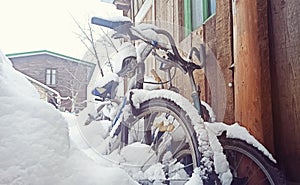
[269, 0, 300, 182]
[215, 0, 234, 123]
[233, 0, 274, 152]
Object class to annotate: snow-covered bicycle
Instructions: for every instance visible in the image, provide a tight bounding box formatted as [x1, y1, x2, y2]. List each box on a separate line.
[89, 16, 285, 185]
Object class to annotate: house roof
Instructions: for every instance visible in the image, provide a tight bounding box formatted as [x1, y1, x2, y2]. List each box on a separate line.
[6, 50, 96, 68]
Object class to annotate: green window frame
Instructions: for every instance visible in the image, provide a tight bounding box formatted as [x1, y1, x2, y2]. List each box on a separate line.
[46, 68, 57, 86]
[184, 0, 216, 36]
[203, 0, 216, 21]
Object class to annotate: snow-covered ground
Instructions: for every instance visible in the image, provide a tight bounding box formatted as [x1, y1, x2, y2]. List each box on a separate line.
[0, 50, 138, 185]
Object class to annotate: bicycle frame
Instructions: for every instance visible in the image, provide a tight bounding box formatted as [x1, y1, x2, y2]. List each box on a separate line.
[89, 17, 285, 185]
[91, 17, 206, 118]
[133, 32, 206, 117]
[115, 38, 206, 149]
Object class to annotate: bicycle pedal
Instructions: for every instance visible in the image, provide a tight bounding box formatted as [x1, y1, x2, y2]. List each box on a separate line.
[88, 113, 95, 120]
[84, 114, 96, 125]
[155, 122, 175, 132]
[166, 124, 175, 132]
[84, 119, 92, 125]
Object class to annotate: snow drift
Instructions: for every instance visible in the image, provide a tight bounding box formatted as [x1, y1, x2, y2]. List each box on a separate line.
[0, 50, 137, 185]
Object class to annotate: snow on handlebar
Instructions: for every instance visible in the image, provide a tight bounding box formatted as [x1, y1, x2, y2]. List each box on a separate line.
[91, 16, 204, 71]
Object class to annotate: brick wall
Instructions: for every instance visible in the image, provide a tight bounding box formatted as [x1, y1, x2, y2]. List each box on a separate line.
[10, 54, 93, 112]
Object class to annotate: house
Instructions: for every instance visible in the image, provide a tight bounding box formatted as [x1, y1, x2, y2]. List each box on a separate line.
[7, 50, 96, 112]
[114, 0, 300, 183]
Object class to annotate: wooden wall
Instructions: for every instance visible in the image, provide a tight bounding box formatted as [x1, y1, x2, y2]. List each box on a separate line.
[269, 0, 300, 182]
[215, 0, 234, 123]
[136, 0, 234, 122]
[154, 0, 203, 101]
[204, 0, 234, 123]
[133, 0, 300, 182]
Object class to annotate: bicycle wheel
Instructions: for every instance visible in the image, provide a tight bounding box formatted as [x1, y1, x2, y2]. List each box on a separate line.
[200, 102, 216, 123]
[111, 97, 202, 183]
[218, 136, 285, 185]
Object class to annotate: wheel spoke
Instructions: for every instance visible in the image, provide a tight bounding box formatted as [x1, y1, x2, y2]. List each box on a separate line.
[140, 149, 158, 169]
[106, 98, 201, 183]
[245, 164, 268, 185]
[221, 138, 281, 185]
[255, 176, 269, 185]
[167, 163, 194, 176]
[234, 151, 245, 175]
[172, 136, 187, 157]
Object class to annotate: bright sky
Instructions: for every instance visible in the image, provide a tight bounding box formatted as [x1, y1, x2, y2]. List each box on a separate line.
[0, 0, 122, 59]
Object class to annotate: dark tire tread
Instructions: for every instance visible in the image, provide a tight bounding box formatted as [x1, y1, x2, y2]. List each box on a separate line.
[219, 136, 286, 185]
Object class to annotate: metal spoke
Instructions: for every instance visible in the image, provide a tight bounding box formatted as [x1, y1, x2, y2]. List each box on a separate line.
[167, 163, 193, 175]
[255, 176, 269, 185]
[234, 151, 245, 173]
[172, 135, 187, 157]
[245, 164, 267, 184]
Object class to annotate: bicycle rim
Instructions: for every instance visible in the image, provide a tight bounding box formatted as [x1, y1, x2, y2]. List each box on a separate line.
[219, 137, 284, 185]
[115, 98, 201, 182]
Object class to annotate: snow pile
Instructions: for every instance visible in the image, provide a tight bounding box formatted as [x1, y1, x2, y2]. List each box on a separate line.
[205, 122, 276, 163]
[185, 168, 203, 185]
[0, 50, 137, 185]
[94, 72, 119, 88]
[0, 50, 39, 98]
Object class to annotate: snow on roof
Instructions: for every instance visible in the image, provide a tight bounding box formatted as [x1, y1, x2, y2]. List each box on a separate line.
[6, 50, 96, 67]
[23, 73, 61, 97]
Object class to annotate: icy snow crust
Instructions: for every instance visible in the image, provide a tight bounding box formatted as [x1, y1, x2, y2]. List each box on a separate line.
[0, 51, 138, 185]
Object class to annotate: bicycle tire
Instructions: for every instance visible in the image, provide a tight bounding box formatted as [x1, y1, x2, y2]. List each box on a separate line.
[218, 136, 286, 185]
[118, 97, 202, 182]
[200, 103, 215, 123]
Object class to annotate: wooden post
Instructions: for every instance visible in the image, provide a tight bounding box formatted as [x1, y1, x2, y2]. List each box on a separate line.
[269, 0, 300, 182]
[233, 0, 274, 152]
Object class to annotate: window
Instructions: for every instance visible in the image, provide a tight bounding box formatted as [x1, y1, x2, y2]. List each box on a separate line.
[184, 0, 216, 36]
[203, 0, 216, 21]
[46, 68, 56, 85]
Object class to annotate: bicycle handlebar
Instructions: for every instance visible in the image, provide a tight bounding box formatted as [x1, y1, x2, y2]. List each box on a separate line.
[151, 29, 189, 68]
[91, 16, 204, 72]
[91, 17, 132, 31]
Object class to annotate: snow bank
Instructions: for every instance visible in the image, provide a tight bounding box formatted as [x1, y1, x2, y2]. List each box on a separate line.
[0, 50, 39, 98]
[0, 50, 137, 185]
